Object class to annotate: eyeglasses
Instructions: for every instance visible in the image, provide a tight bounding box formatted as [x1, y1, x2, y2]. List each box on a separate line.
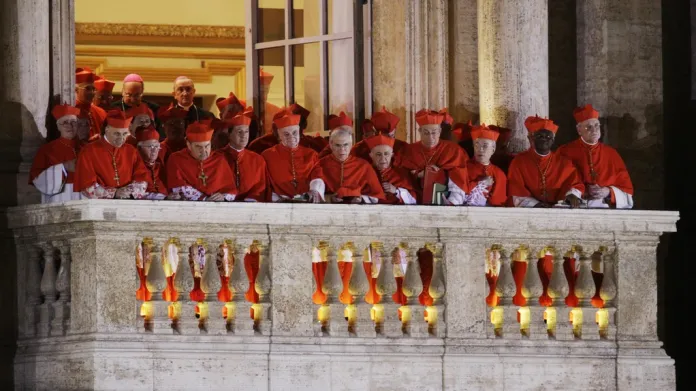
[140, 145, 161, 151]
[581, 123, 601, 131]
[57, 120, 77, 127]
[123, 93, 143, 98]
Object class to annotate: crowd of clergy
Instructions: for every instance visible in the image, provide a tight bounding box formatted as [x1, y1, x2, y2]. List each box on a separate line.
[29, 68, 634, 208]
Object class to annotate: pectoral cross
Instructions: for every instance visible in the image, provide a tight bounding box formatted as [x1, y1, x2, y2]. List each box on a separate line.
[198, 170, 208, 186]
[111, 154, 120, 186]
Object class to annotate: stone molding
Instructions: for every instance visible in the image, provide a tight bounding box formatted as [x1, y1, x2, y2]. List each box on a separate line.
[75, 22, 246, 48]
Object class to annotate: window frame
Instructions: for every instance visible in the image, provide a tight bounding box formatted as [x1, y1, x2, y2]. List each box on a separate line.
[245, 0, 371, 138]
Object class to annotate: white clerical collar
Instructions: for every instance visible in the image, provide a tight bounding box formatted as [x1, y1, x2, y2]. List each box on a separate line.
[534, 150, 550, 157]
[230, 145, 244, 152]
[580, 137, 599, 146]
[103, 135, 119, 148]
[178, 103, 194, 111]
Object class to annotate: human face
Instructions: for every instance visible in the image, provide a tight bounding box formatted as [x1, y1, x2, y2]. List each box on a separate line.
[129, 114, 152, 133]
[75, 84, 95, 104]
[531, 130, 555, 155]
[93, 92, 113, 109]
[76, 118, 91, 140]
[187, 141, 212, 161]
[331, 134, 353, 162]
[278, 126, 300, 148]
[419, 125, 441, 149]
[105, 126, 130, 148]
[138, 140, 160, 164]
[370, 144, 393, 171]
[577, 118, 601, 144]
[473, 138, 496, 165]
[173, 79, 196, 107]
[56, 115, 77, 139]
[164, 119, 186, 142]
[122, 82, 144, 106]
[229, 125, 250, 150]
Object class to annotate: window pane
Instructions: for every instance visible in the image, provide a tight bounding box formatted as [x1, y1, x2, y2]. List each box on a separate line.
[292, 0, 321, 38]
[293, 43, 324, 134]
[328, 39, 354, 119]
[258, 47, 286, 136]
[258, 0, 286, 43]
[328, 0, 353, 34]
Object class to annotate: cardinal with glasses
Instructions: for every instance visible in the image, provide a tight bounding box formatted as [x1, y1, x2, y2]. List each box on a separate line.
[74, 68, 107, 141]
[135, 125, 168, 200]
[557, 105, 634, 208]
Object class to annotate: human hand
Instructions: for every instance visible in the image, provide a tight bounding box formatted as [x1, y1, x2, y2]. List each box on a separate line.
[207, 193, 226, 202]
[308, 190, 322, 203]
[382, 182, 397, 194]
[114, 187, 132, 199]
[566, 194, 582, 208]
[63, 159, 76, 172]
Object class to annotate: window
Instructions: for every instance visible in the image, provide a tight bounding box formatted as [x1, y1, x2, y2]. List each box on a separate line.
[245, 0, 371, 138]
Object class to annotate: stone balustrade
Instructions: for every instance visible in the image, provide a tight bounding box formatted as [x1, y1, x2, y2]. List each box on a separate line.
[8, 200, 678, 390]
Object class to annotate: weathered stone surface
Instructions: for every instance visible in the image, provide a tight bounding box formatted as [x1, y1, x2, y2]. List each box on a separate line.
[449, 0, 479, 124]
[478, 0, 549, 153]
[7, 201, 678, 390]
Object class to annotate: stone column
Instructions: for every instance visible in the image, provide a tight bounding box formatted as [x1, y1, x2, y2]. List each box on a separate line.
[372, 0, 449, 142]
[448, 0, 479, 124]
[0, 0, 51, 207]
[477, 0, 549, 153]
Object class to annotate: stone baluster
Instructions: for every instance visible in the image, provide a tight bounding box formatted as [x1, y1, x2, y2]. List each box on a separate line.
[426, 243, 445, 337]
[546, 249, 569, 339]
[172, 240, 194, 334]
[230, 242, 251, 335]
[317, 242, 343, 336]
[38, 242, 57, 336]
[24, 244, 42, 337]
[377, 242, 401, 337]
[572, 248, 595, 339]
[253, 242, 271, 335]
[146, 239, 169, 334]
[600, 249, 617, 307]
[494, 249, 516, 338]
[51, 241, 72, 336]
[521, 247, 543, 338]
[350, 240, 373, 337]
[402, 244, 424, 336]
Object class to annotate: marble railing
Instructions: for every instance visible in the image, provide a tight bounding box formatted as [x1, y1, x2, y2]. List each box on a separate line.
[7, 200, 678, 391]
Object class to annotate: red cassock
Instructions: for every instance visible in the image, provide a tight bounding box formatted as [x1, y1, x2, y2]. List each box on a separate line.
[74, 138, 148, 191]
[218, 145, 268, 201]
[507, 149, 585, 205]
[262, 144, 322, 198]
[557, 139, 633, 202]
[318, 155, 386, 200]
[374, 166, 417, 204]
[144, 159, 168, 196]
[166, 149, 237, 196]
[76, 102, 107, 140]
[29, 138, 81, 185]
[159, 139, 187, 163]
[400, 140, 468, 174]
[466, 160, 508, 207]
[351, 138, 408, 167]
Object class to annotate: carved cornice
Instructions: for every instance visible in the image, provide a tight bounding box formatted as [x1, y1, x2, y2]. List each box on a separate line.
[75, 23, 245, 48]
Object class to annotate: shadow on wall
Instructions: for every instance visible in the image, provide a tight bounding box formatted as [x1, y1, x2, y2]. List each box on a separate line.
[606, 102, 664, 210]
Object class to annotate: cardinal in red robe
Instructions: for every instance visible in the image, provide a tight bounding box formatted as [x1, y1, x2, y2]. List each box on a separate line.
[248, 103, 323, 154]
[74, 67, 107, 141]
[135, 125, 168, 200]
[364, 134, 417, 204]
[74, 111, 149, 199]
[29, 104, 85, 203]
[318, 111, 354, 159]
[262, 112, 324, 202]
[557, 104, 634, 208]
[93, 76, 115, 111]
[218, 113, 268, 202]
[508, 116, 585, 208]
[464, 124, 508, 206]
[216, 91, 246, 119]
[319, 126, 385, 203]
[158, 104, 189, 162]
[166, 122, 237, 201]
[400, 109, 469, 204]
[126, 103, 155, 147]
[351, 107, 408, 166]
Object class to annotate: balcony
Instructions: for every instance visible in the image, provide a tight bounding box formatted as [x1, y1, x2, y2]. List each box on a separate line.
[8, 200, 678, 391]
